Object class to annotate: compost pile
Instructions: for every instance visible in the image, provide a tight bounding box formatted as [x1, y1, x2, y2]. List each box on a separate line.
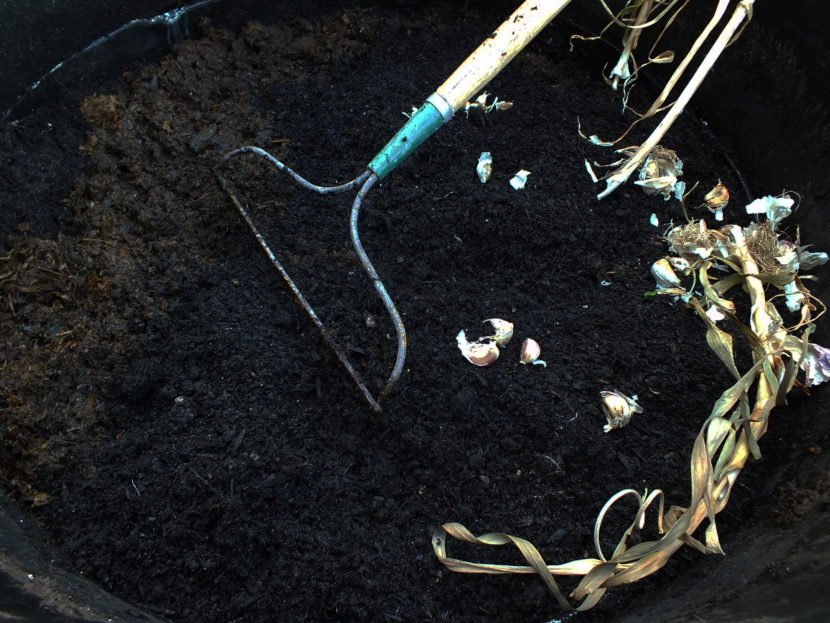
[0, 2, 824, 622]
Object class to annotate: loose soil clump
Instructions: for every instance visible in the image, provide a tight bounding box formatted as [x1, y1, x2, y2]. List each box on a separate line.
[0, 2, 825, 622]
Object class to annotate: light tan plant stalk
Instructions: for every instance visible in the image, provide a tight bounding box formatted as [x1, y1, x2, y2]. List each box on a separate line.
[638, 0, 731, 121]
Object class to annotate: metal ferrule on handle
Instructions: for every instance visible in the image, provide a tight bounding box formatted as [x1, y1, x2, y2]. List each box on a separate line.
[367, 0, 570, 180]
[367, 93, 451, 179]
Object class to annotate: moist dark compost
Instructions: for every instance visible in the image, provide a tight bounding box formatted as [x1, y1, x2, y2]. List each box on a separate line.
[1, 2, 827, 622]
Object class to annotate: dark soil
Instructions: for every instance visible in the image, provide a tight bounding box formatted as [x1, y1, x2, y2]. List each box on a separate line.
[1, 2, 827, 622]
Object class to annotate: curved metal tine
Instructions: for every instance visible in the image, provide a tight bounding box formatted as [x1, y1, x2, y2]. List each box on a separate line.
[216, 149, 381, 412]
[350, 174, 407, 403]
[223, 146, 370, 195]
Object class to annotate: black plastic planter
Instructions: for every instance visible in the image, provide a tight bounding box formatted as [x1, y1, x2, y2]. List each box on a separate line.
[1, 2, 829, 622]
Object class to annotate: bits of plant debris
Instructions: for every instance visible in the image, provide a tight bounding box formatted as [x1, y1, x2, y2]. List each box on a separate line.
[463, 91, 513, 116]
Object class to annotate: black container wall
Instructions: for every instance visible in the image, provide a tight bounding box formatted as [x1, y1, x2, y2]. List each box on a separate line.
[1, 1, 829, 622]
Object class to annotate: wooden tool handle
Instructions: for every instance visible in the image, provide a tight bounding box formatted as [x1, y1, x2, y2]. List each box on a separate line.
[435, 0, 571, 112]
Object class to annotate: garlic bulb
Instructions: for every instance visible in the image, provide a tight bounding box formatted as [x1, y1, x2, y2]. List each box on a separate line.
[634, 146, 683, 200]
[519, 338, 546, 367]
[456, 330, 499, 367]
[600, 390, 643, 432]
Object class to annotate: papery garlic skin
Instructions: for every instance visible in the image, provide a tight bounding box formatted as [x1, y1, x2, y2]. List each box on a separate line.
[745, 194, 794, 229]
[509, 170, 531, 190]
[519, 338, 546, 367]
[800, 342, 830, 387]
[456, 330, 499, 367]
[476, 152, 492, 183]
[776, 240, 800, 272]
[668, 257, 690, 274]
[673, 180, 686, 202]
[600, 390, 643, 432]
[798, 247, 829, 271]
[784, 281, 806, 313]
[484, 318, 513, 347]
[706, 305, 726, 323]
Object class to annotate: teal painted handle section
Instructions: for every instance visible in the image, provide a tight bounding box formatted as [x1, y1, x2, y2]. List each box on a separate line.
[368, 101, 445, 179]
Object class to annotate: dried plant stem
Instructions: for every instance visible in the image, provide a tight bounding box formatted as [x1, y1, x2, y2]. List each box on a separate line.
[597, 0, 754, 199]
[639, 0, 731, 119]
[608, 0, 654, 90]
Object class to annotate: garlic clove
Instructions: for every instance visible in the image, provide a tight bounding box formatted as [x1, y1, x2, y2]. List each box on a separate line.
[704, 180, 729, 214]
[509, 169, 531, 190]
[519, 338, 546, 367]
[456, 330, 499, 367]
[600, 390, 643, 432]
[483, 318, 513, 347]
[651, 258, 682, 289]
[476, 152, 492, 183]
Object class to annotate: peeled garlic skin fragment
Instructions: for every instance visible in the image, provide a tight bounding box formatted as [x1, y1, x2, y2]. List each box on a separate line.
[456, 329, 499, 366]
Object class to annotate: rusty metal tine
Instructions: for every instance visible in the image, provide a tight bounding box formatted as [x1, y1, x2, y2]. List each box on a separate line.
[349, 174, 407, 402]
[216, 158, 381, 412]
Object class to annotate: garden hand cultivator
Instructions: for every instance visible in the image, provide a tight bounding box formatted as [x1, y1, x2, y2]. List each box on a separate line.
[218, 0, 571, 411]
